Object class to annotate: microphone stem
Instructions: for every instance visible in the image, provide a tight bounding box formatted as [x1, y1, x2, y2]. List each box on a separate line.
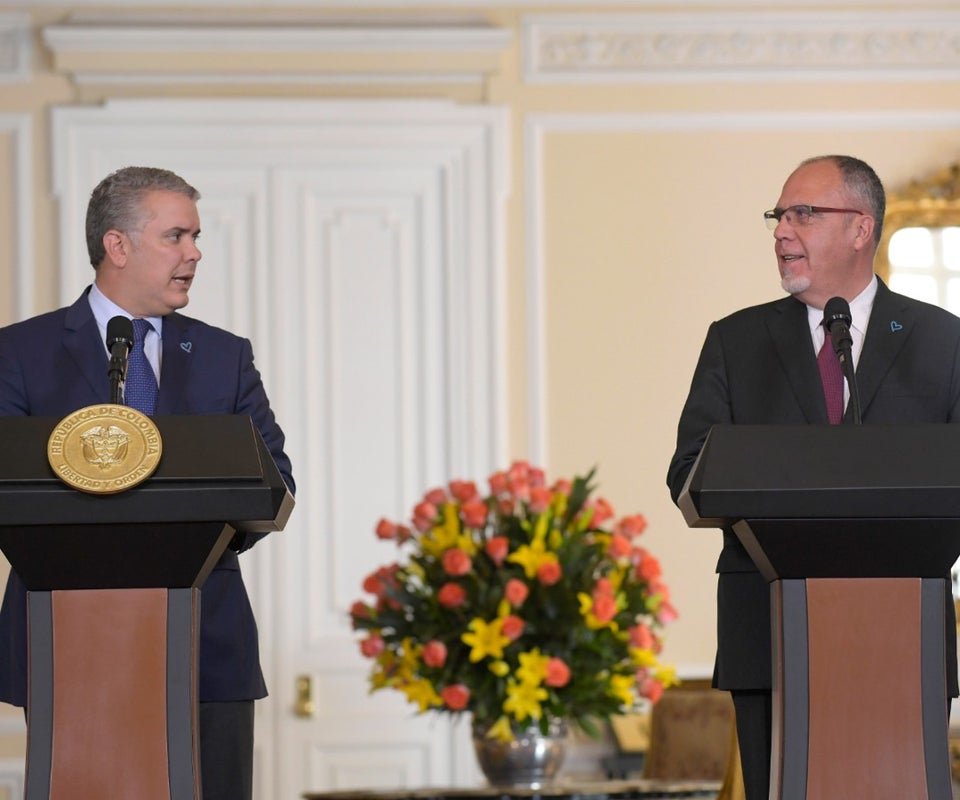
[837, 347, 862, 424]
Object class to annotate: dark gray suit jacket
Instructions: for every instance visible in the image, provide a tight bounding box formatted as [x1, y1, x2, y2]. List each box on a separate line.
[667, 278, 960, 692]
[0, 287, 295, 706]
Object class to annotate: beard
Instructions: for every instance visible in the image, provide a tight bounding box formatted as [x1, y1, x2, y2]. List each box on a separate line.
[781, 271, 812, 296]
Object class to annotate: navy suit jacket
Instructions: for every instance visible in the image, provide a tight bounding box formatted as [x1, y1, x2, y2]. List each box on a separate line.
[667, 279, 960, 693]
[0, 287, 294, 706]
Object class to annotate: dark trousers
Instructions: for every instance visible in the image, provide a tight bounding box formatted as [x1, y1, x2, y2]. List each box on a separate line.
[199, 700, 255, 800]
[731, 689, 772, 800]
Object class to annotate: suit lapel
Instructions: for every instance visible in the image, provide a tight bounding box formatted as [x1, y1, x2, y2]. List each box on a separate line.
[157, 313, 192, 414]
[855, 280, 911, 419]
[63, 289, 111, 402]
[766, 297, 829, 423]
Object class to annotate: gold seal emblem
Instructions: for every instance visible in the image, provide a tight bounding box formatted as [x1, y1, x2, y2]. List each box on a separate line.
[47, 404, 163, 494]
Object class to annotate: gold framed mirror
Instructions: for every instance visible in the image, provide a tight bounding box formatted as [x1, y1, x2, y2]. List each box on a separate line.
[877, 163, 960, 306]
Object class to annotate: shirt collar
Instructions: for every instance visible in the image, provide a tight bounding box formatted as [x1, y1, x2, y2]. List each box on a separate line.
[806, 274, 878, 340]
[88, 282, 164, 352]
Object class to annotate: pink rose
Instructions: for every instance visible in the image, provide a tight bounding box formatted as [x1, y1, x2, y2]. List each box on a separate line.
[608, 532, 632, 559]
[375, 518, 399, 540]
[461, 499, 489, 528]
[536, 561, 562, 586]
[437, 583, 467, 608]
[637, 554, 662, 582]
[362, 573, 384, 596]
[545, 658, 571, 688]
[507, 460, 531, 483]
[359, 634, 384, 658]
[441, 684, 471, 711]
[639, 676, 664, 704]
[616, 514, 647, 538]
[449, 480, 479, 502]
[629, 623, 655, 650]
[508, 478, 531, 502]
[550, 478, 571, 496]
[485, 536, 509, 566]
[501, 614, 525, 641]
[412, 501, 438, 532]
[592, 593, 618, 624]
[488, 471, 509, 496]
[528, 486, 552, 514]
[424, 487, 448, 506]
[504, 578, 529, 606]
[422, 640, 448, 668]
[589, 497, 615, 527]
[656, 601, 679, 625]
[442, 548, 472, 576]
[349, 601, 371, 627]
[594, 577, 613, 596]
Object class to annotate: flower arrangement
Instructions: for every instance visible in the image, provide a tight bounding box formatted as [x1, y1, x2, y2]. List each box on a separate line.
[350, 461, 678, 743]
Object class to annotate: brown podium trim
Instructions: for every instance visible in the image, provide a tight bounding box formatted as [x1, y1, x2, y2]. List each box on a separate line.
[771, 577, 952, 800]
[25, 588, 201, 800]
[807, 578, 926, 798]
[50, 588, 170, 800]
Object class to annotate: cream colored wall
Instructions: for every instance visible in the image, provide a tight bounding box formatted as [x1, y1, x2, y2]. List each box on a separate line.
[2, 1, 960, 768]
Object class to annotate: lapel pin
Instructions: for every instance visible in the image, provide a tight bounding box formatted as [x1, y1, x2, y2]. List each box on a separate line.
[180, 341, 193, 353]
[890, 321, 903, 332]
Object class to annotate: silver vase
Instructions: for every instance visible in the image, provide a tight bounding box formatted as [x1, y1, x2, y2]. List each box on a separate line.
[471, 717, 568, 789]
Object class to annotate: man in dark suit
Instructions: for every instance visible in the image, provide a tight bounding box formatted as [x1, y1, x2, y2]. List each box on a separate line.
[0, 166, 294, 800]
[667, 154, 960, 800]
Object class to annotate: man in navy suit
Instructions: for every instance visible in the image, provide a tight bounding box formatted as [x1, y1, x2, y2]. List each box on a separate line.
[667, 155, 960, 800]
[0, 166, 294, 800]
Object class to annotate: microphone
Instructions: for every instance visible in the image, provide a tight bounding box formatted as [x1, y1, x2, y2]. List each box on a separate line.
[106, 315, 134, 405]
[822, 296, 861, 424]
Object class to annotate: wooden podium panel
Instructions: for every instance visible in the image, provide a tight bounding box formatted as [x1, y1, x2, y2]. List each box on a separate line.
[26, 588, 202, 800]
[770, 578, 950, 800]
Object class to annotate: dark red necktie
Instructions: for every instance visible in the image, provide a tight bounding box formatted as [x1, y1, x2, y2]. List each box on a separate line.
[817, 327, 844, 424]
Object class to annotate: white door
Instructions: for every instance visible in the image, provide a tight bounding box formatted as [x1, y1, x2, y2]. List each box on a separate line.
[52, 99, 509, 800]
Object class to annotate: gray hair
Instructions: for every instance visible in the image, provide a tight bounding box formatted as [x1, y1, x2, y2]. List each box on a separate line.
[800, 155, 886, 245]
[85, 166, 200, 268]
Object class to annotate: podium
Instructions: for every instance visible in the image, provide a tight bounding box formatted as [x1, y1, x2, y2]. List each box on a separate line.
[0, 414, 294, 800]
[679, 424, 960, 800]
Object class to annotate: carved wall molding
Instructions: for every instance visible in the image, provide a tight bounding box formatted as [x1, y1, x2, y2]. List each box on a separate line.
[0, 113, 33, 320]
[42, 13, 511, 86]
[523, 11, 960, 82]
[0, 14, 30, 83]
[16, 0, 960, 7]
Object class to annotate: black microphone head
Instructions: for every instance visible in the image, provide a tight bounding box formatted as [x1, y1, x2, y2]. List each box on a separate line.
[822, 296, 852, 333]
[106, 315, 134, 349]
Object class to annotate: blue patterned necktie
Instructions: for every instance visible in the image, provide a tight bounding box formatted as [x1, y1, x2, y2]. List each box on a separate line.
[125, 318, 158, 415]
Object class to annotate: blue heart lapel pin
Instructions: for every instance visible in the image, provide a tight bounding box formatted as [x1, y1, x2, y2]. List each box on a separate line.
[180, 341, 193, 353]
[890, 320, 903, 332]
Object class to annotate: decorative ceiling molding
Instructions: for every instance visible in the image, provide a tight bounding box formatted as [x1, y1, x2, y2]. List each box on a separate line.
[42, 13, 512, 86]
[523, 11, 960, 83]
[0, 13, 30, 83]
[13, 0, 960, 7]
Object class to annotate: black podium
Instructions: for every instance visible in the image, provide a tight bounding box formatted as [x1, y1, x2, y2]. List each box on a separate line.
[0, 415, 293, 800]
[680, 424, 960, 800]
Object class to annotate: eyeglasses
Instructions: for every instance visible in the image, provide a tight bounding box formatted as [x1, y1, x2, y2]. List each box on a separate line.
[764, 204, 865, 230]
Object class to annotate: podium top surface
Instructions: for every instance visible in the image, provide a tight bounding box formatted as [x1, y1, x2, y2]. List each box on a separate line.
[680, 423, 960, 527]
[0, 415, 292, 531]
